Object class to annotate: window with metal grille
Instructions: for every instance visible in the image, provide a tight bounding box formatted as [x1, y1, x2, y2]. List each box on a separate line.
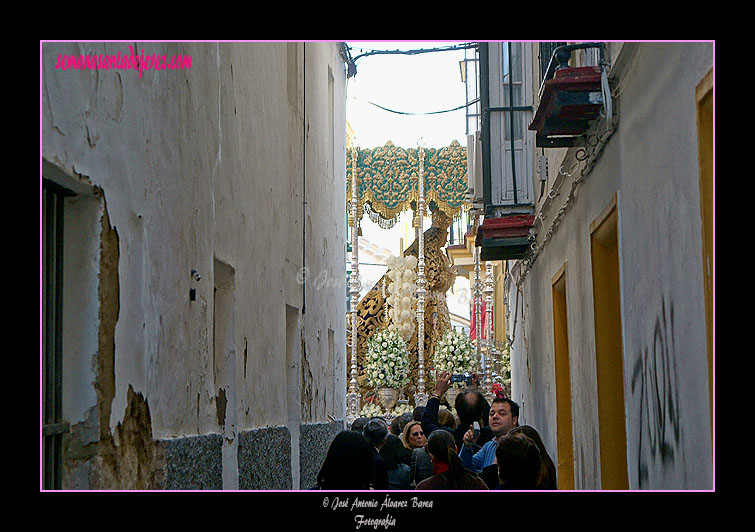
[42, 179, 73, 490]
[449, 210, 471, 246]
[487, 42, 535, 207]
[539, 42, 566, 85]
[460, 47, 481, 136]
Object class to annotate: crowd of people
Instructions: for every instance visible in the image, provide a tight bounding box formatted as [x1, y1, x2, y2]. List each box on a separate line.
[313, 371, 558, 491]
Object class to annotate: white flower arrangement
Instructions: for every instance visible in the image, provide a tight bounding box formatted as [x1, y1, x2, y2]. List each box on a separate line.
[433, 328, 477, 388]
[490, 340, 512, 397]
[364, 328, 410, 389]
[360, 402, 413, 419]
[385, 255, 417, 343]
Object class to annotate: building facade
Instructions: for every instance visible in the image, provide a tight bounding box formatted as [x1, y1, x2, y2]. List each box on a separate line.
[476, 42, 714, 490]
[42, 42, 351, 490]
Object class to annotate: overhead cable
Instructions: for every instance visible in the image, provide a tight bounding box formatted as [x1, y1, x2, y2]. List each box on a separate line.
[350, 43, 478, 63]
[351, 96, 480, 116]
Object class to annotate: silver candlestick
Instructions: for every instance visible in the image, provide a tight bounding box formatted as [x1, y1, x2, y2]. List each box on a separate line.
[474, 245, 482, 377]
[415, 140, 428, 407]
[483, 261, 494, 400]
[346, 141, 361, 426]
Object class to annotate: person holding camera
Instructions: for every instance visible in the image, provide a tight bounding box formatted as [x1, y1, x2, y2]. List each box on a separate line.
[421, 371, 495, 452]
[459, 396, 520, 476]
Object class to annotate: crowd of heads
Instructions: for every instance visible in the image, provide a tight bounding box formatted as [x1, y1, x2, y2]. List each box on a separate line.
[316, 379, 557, 491]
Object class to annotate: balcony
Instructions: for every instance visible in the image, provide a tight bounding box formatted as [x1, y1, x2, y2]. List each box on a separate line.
[529, 43, 609, 148]
[475, 214, 535, 261]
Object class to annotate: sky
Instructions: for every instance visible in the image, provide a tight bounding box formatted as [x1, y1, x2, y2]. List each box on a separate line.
[345, 42, 474, 321]
[345, 41, 472, 149]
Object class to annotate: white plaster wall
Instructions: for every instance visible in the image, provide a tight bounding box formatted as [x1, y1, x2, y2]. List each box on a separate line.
[613, 42, 713, 490]
[295, 43, 348, 425]
[61, 194, 103, 431]
[508, 42, 713, 490]
[42, 42, 347, 444]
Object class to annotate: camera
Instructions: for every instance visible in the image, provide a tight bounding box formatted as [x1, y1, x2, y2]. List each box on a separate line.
[450, 372, 474, 386]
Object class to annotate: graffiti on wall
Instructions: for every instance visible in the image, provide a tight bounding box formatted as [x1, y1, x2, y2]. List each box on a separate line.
[629, 295, 685, 488]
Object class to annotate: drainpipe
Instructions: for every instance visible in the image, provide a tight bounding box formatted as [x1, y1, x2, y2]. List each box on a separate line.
[506, 43, 518, 205]
[302, 42, 307, 315]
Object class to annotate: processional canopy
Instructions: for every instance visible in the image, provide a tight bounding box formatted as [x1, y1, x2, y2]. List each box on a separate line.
[346, 138, 473, 423]
[347, 140, 469, 221]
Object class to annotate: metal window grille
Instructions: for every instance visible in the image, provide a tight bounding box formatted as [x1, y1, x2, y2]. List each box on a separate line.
[500, 42, 531, 205]
[539, 42, 566, 85]
[449, 211, 472, 246]
[42, 179, 73, 490]
[481, 41, 537, 209]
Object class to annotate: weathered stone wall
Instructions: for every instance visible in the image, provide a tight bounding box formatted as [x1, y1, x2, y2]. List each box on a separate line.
[42, 42, 348, 489]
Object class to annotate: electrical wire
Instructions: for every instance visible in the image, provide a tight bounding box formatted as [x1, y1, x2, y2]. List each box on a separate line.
[349, 43, 477, 63]
[345, 43, 479, 115]
[350, 96, 480, 116]
[600, 64, 613, 125]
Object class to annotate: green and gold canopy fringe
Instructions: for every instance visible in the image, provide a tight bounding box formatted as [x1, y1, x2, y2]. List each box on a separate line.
[347, 140, 470, 222]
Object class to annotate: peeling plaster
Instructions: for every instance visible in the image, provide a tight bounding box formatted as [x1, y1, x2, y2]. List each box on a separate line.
[108, 385, 158, 489]
[45, 42, 350, 489]
[300, 333, 313, 423]
[95, 190, 118, 444]
[67, 191, 162, 489]
[216, 388, 227, 427]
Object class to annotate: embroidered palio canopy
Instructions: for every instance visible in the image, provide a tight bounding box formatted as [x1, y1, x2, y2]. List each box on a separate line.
[347, 140, 469, 222]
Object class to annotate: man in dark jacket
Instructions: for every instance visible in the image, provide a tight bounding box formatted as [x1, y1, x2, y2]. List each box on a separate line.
[363, 417, 390, 490]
